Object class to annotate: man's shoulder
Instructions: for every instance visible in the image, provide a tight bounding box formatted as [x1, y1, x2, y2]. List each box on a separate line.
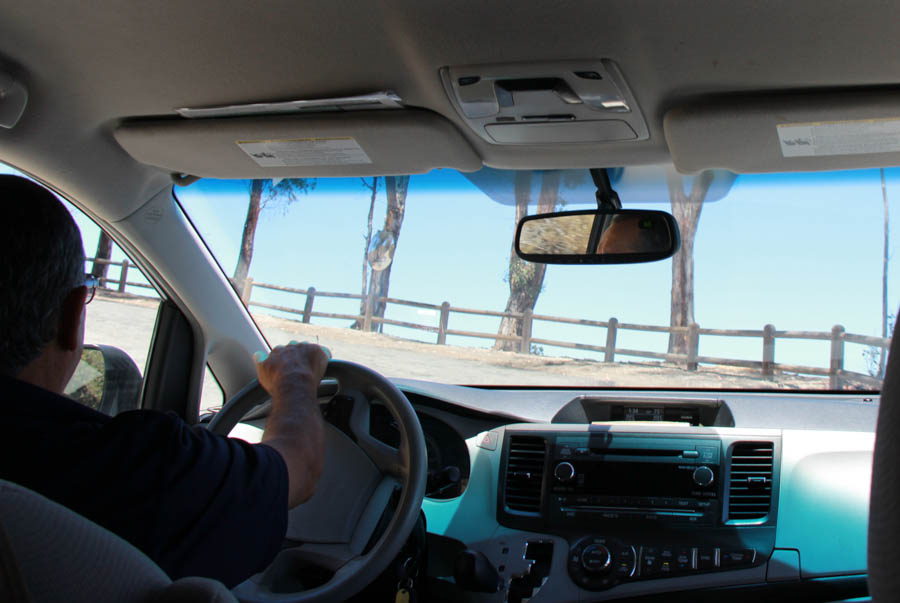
[0, 373, 109, 425]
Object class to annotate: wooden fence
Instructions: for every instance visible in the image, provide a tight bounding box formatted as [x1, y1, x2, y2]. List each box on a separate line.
[239, 278, 889, 390]
[87, 257, 156, 293]
[83, 258, 887, 389]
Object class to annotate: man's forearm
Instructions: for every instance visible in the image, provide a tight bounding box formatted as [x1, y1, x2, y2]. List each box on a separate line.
[262, 386, 325, 508]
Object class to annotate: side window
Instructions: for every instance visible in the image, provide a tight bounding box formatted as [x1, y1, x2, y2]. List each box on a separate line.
[1, 164, 225, 416]
[64, 204, 161, 415]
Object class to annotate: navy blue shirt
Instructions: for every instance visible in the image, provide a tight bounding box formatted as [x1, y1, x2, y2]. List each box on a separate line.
[0, 375, 289, 587]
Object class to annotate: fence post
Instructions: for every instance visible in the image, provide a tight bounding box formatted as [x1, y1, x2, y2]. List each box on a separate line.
[686, 322, 700, 370]
[437, 302, 450, 345]
[118, 259, 129, 293]
[762, 324, 776, 377]
[363, 293, 373, 332]
[302, 287, 316, 323]
[605, 317, 618, 363]
[830, 324, 845, 390]
[240, 277, 253, 304]
[521, 309, 533, 354]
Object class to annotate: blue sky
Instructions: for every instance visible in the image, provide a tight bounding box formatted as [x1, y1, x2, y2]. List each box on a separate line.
[176, 166, 900, 377]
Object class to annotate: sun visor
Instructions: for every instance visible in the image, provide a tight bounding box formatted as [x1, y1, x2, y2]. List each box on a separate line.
[114, 109, 481, 178]
[665, 91, 900, 173]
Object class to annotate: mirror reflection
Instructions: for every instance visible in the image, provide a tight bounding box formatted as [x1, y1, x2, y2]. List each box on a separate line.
[516, 209, 680, 264]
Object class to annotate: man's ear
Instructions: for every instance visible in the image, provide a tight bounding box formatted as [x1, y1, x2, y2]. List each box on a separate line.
[57, 286, 87, 351]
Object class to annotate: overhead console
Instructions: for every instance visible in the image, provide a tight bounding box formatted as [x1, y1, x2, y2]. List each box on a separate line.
[498, 425, 780, 593]
[441, 60, 649, 145]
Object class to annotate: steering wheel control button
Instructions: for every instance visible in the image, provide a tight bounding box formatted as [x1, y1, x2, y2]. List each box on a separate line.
[581, 544, 612, 573]
[554, 461, 576, 482]
[692, 465, 715, 487]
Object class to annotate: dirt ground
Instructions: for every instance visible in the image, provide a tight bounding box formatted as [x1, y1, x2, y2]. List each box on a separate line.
[251, 312, 834, 390]
[90, 291, 841, 391]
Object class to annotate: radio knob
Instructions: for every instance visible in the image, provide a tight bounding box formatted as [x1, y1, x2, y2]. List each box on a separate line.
[554, 462, 575, 482]
[693, 465, 715, 487]
[581, 544, 612, 573]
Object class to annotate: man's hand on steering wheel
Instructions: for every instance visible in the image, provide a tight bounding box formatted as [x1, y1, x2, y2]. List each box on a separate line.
[209, 351, 427, 603]
[256, 342, 330, 508]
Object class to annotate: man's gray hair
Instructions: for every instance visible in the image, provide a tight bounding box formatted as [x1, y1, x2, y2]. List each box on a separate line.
[0, 175, 85, 376]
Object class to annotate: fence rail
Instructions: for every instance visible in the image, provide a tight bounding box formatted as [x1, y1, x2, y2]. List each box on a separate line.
[236, 277, 889, 390]
[87, 257, 155, 293]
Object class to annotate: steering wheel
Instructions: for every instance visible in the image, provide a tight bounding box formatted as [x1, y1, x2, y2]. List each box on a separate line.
[207, 360, 427, 602]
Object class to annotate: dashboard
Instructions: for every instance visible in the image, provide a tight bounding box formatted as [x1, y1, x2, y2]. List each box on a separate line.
[388, 382, 877, 602]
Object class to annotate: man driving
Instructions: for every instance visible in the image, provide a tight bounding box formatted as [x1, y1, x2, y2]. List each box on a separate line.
[0, 175, 326, 587]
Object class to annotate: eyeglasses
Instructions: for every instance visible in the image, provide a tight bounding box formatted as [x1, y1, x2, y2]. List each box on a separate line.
[83, 274, 100, 304]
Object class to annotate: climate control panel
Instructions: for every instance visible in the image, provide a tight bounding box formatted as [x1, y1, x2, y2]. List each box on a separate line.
[568, 536, 759, 591]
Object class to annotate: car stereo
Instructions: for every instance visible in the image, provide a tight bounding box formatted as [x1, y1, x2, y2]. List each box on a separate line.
[547, 433, 720, 527]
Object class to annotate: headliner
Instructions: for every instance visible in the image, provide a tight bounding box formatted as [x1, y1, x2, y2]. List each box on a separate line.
[1, 0, 899, 219]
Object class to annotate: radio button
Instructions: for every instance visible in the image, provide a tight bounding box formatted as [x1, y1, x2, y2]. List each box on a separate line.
[692, 466, 715, 487]
[682, 449, 700, 459]
[698, 446, 718, 462]
[554, 462, 576, 482]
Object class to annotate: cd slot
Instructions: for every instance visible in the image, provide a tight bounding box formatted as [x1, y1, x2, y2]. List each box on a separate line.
[563, 505, 703, 518]
[592, 448, 682, 457]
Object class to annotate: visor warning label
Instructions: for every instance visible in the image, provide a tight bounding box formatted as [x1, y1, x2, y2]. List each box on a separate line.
[778, 118, 900, 157]
[237, 137, 372, 167]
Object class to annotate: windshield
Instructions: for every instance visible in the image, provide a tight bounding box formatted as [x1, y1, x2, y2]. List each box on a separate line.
[176, 165, 895, 391]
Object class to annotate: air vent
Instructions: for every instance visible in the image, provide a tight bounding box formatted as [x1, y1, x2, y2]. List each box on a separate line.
[727, 442, 774, 521]
[504, 435, 547, 514]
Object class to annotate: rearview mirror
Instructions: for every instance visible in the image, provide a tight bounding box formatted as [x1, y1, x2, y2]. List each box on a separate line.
[515, 209, 680, 264]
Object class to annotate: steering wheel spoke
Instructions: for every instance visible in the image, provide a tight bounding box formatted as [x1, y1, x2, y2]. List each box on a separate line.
[343, 390, 408, 478]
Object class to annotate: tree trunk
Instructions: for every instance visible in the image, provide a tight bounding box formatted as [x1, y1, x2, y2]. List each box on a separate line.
[667, 169, 714, 354]
[368, 175, 409, 332]
[90, 231, 113, 284]
[233, 179, 264, 292]
[353, 177, 379, 328]
[494, 171, 561, 351]
[880, 168, 890, 377]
